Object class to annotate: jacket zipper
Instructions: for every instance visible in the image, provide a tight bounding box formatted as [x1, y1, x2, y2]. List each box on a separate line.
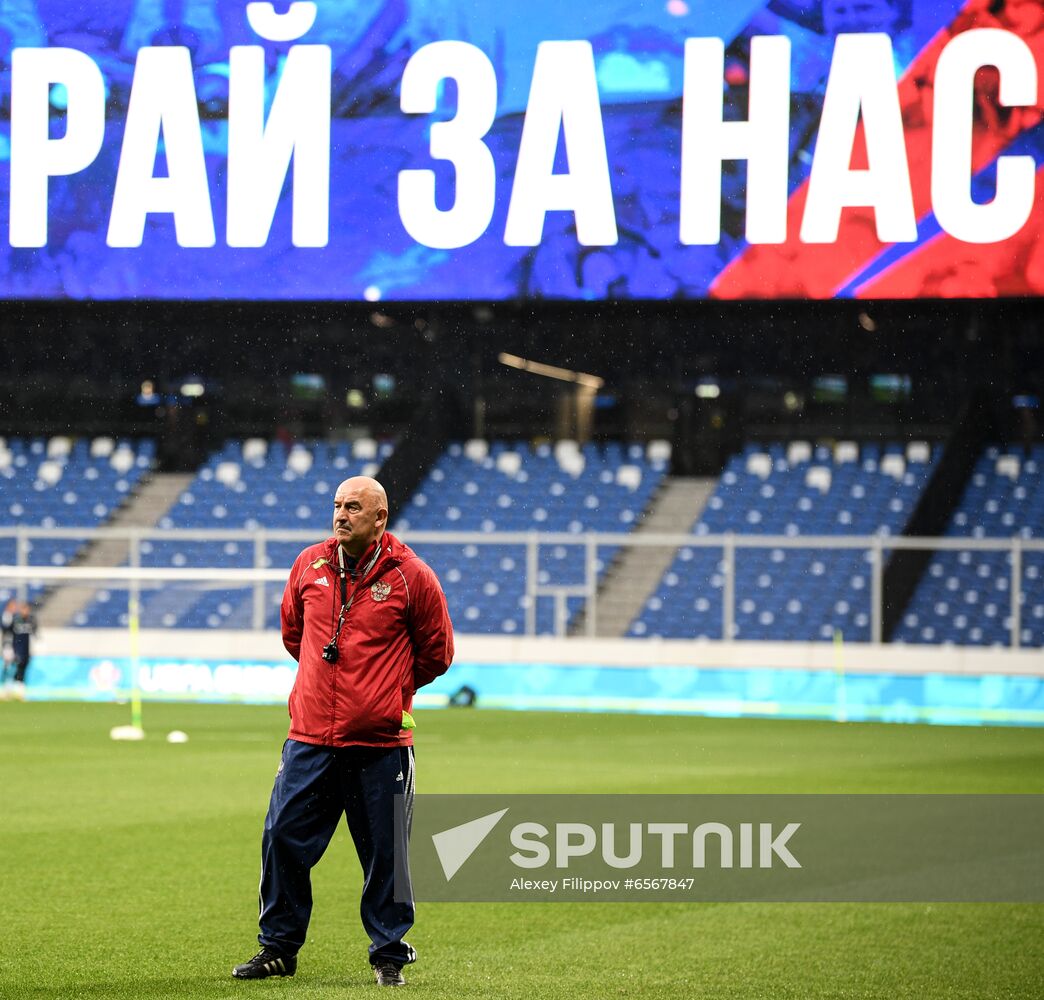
[323, 541, 398, 741]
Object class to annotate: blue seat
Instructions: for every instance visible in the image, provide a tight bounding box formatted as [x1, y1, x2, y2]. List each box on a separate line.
[77, 438, 393, 628]
[894, 444, 1043, 647]
[395, 441, 668, 635]
[630, 441, 939, 641]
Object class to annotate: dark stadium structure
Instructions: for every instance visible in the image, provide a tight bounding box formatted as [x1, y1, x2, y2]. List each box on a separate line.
[2, 297, 1042, 647]
[2, 297, 1040, 448]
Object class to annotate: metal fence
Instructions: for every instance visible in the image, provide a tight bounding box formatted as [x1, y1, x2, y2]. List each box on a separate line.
[1, 527, 1042, 647]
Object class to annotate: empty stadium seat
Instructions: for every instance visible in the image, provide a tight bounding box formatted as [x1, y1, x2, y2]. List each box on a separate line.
[628, 440, 939, 642]
[895, 445, 1044, 647]
[76, 438, 394, 629]
[0, 437, 154, 608]
[394, 441, 668, 635]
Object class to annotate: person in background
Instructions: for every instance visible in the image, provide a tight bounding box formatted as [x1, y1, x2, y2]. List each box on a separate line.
[1, 600, 36, 700]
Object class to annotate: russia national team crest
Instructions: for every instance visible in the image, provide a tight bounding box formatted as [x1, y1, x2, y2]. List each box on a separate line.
[371, 580, 392, 602]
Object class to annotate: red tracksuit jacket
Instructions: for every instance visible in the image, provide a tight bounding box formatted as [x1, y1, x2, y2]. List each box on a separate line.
[280, 531, 454, 747]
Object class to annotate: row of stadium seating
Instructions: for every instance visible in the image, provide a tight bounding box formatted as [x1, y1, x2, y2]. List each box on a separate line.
[1, 435, 1041, 646]
[895, 445, 1044, 647]
[75, 437, 394, 630]
[0, 438, 154, 605]
[71, 437, 667, 633]
[397, 440, 670, 633]
[628, 441, 939, 641]
[156, 438, 392, 530]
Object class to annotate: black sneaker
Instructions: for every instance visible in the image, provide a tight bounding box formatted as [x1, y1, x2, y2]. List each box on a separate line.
[232, 947, 297, 979]
[373, 962, 406, 987]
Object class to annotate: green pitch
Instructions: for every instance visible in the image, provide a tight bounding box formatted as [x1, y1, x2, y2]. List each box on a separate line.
[1, 702, 1041, 999]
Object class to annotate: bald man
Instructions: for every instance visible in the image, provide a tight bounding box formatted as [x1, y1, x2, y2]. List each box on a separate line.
[233, 477, 453, 987]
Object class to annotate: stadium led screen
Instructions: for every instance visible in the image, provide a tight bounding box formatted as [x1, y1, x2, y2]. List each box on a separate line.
[0, 1, 1041, 301]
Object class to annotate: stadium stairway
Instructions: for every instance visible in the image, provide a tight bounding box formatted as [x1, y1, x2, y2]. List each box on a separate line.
[74, 438, 395, 629]
[570, 477, 717, 637]
[627, 441, 941, 641]
[882, 390, 992, 640]
[397, 440, 670, 634]
[37, 472, 195, 628]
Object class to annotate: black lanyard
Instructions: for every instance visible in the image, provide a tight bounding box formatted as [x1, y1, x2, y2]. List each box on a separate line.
[331, 543, 383, 639]
[338, 560, 349, 608]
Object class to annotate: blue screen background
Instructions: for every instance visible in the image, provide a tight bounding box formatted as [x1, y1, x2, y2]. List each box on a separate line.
[0, 1, 1037, 301]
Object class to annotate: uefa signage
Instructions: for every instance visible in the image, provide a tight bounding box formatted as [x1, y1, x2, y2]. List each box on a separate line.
[0, 1, 1040, 299]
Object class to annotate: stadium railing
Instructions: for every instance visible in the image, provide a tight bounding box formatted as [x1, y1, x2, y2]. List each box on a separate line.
[1, 526, 1041, 649]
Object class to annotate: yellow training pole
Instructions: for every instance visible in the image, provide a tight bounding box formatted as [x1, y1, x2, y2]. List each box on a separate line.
[129, 594, 143, 732]
[833, 627, 847, 723]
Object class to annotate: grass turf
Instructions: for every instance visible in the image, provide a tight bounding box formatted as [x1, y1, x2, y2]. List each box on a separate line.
[0, 702, 1041, 999]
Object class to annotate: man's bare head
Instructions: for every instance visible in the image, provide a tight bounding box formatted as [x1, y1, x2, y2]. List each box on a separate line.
[332, 477, 389, 557]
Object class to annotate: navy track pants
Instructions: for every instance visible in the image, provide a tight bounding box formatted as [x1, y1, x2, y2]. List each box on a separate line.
[257, 739, 416, 966]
